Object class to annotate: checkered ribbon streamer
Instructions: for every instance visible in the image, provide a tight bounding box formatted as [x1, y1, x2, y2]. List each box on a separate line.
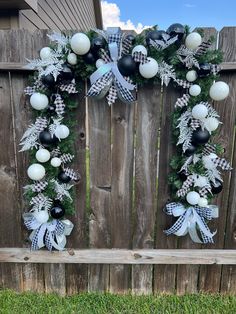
[51, 147, 61, 157]
[59, 82, 78, 94]
[175, 94, 190, 108]
[202, 143, 216, 156]
[211, 64, 221, 75]
[29, 194, 53, 212]
[195, 40, 212, 56]
[132, 51, 149, 64]
[108, 33, 122, 54]
[35, 117, 48, 133]
[174, 79, 192, 88]
[23, 213, 73, 251]
[54, 94, 65, 116]
[100, 48, 112, 63]
[212, 157, 232, 170]
[63, 167, 81, 181]
[190, 118, 201, 130]
[116, 79, 136, 103]
[24, 79, 46, 95]
[31, 181, 48, 193]
[164, 202, 217, 243]
[177, 175, 195, 197]
[87, 72, 112, 97]
[60, 153, 74, 164]
[106, 85, 118, 106]
[199, 185, 212, 197]
[122, 37, 133, 55]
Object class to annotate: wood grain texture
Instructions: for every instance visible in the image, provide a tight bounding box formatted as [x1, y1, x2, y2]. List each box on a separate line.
[88, 96, 111, 292]
[154, 86, 179, 294]
[109, 100, 135, 293]
[132, 85, 160, 294]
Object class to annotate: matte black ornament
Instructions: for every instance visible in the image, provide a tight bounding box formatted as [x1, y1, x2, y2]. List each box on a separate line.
[58, 171, 71, 183]
[91, 36, 105, 53]
[184, 143, 197, 156]
[50, 202, 65, 219]
[211, 179, 223, 194]
[58, 64, 73, 82]
[41, 74, 56, 87]
[125, 34, 135, 44]
[192, 128, 210, 145]
[198, 63, 212, 78]
[146, 30, 166, 45]
[39, 130, 59, 147]
[166, 23, 185, 40]
[83, 51, 97, 64]
[178, 170, 188, 181]
[117, 55, 136, 76]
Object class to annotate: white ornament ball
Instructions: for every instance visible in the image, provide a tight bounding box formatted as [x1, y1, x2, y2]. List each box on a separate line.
[189, 84, 201, 96]
[67, 52, 77, 65]
[40, 47, 52, 60]
[50, 157, 62, 167]
[186, 70, 197, 82]
[30, 93, 49, 110]
[186, 191, 200, 205]
[185, 32, 202, 50]
[139, 57, 158, 79]
[192, 104, 208, 119]
[33, 210, 49, 224]
[198, 197, 208, 207]
[132, 45, 147, 56]
[27, 163, 46, 181]
[209, 81, 229, 101]
[96, 58, 105, 68]
[36, 149, 50, 163]
[55, 125, 70, 139]
[205, 117, 220, 132]
[70, 33, 91, 55]
[195, 175, 208, 188]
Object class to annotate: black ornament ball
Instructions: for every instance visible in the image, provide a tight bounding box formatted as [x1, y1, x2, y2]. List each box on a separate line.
[59, 64, 73, 82]
[58, 171, 71, 183]
[166, 23, 185, 40]
[83, 51, 97, 64]
[117, 55, 136, 76]
[125, 34, 135, 44]
[178, 170, 188, 181]
[192, 128, 210, 145]
[198, 63, 212, 78]
[50, 202, 65, 219]
[146, 30, 166, 44]
[47, 104, 56, 114]
[211, 179, 223, 194]
[91, 36, 105, 53]
[39, 130, 59, 147]
[184, 143, 197, 156]
[41, 74, 56, 87]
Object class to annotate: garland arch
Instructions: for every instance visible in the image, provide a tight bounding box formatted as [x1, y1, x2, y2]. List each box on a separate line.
[20, 24, 232, 250]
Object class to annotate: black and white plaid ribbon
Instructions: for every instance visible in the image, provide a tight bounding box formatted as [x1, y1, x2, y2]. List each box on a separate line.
[195, 40, 212, 56]
[202, 143, 216, 156]
[63, 167, 81, 181]
[35, 117, 48, 133]
[122, 37, 133, 55]
[31, 181, 48, 193]
[106, 85, 118, 106]
[132, 51, 149, 64]
[59, 82, 78, 94]
[60, 153, 74, 164]
[24, 79, 46, 95]
[174, 79, 192, 88]
[87, 72, 112, 97]
[199, 185, 212, 197]
[54, 94, 65, 116]
[212, 157, 232, 170]
[211, 64, 221, 75]
[190, 118, 201, 130]
[177, 175, 195, 197]
[175, 94, 190, 108]
[164, 202, 217, 243]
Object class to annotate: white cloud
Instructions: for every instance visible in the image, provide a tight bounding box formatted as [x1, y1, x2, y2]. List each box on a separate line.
[184, 3, 196, 8]
[101, 1, 151, 33]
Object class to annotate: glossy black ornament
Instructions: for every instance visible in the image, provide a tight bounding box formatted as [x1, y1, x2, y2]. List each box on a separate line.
[198, 63, 211, 77]
[211, 179, 223, 194]
[91, 36, 105, 53]
[125, 34, 135, 44]
[58, 64, 73, 82]
[117, 55, 136, 76]
[192, 128, 210, 145]
[83, 51, 97, 64]
[47, 104, 56, 114]
[39, 130, 59, 147]
[50, 202, 65, 219]
[166, 23, 185, 40]
[41, 74, 56, 87]
[184, 143, 197, 156]
[178, 170, 188, 181]
[146, 30, 166, 44]
[58, 171, 71, 183]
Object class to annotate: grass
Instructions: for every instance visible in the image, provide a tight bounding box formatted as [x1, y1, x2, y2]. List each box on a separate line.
[0, 290, 236, 314]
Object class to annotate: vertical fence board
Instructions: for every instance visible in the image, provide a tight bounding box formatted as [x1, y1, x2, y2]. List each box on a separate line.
[199, 27, 236, 293]
[109, 101, 135, 293]
[154, 87, 178, 294]
[132, 85, 160, 294]
[88, 97, 111, 291]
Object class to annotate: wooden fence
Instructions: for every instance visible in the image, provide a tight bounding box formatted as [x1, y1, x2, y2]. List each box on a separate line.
[0, 28, 235, 295]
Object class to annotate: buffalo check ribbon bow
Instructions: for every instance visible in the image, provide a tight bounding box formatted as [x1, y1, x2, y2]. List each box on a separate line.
[164, 202, 219, 243]
[87, 41, 136, 105]
[23, 213, 74, 251]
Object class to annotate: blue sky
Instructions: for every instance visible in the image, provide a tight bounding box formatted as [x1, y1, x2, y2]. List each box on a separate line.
[104, 0, 236, 31]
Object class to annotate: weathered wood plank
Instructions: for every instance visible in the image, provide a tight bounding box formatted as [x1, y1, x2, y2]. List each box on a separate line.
[87, 95, 111, 292]
[132, 85, 160, 295]
[199, 27, 236, 293]
[109, 100, 135, 293]
[154, 86, 178, 294]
